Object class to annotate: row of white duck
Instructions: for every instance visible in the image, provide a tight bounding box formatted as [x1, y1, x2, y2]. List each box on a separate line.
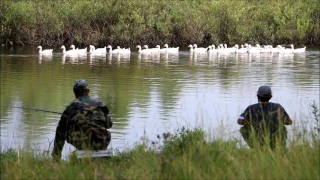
[188, 43, 306, 54]
[37, 44, 179, 55]
[37, 43, 306, 55]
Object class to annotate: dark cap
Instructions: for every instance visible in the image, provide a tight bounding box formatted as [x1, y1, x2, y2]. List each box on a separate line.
[74, 79, 88, 90]
[257, 85, 272, 98]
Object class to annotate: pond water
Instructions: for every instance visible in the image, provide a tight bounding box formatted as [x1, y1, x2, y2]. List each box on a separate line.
[0, 47, 319, 159]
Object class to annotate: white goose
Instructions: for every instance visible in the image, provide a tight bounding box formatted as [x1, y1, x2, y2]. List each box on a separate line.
[61, 45, 78, 55]
[37, 46, 53, 54]
[70, 45, 87, 54]
[155, 45, 167, 53]
[188, 44, 194, 52]
[163, 44, 179, 53]
[88, 45, 106, 54]
[209, 45, 218, 53]
[278, 45, 293, 54]
[117, 46, 131, 53]
[247, 44, 261, 54]
[223, 44, 236, 53]
[235, 44, 248, 54]
[260, 45, 272, 53]
[136, 45, 152, 53]
[143, 45, 159, 53]
[107, 45, 121, 53]
[193, 44, 208, 53]
[291, 44, 306, 53]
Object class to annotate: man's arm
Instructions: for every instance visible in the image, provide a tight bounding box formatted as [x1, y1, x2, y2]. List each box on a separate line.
[279, 106, 293, 125]
[237, 116, 247, 125]
[52, 110, 68, 160]
[101, 105, 113, 129]
[238, 107, 250, 125]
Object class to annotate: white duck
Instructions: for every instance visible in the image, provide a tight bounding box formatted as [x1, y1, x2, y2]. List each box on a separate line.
[70, 45, 87, 54]
[278, 45, 293, 54]
[155, 45, 167, 53]
[107, 45, 121, 53]
[136, 45, 152, 53]
[142, 45, 159, 53]
[223, 44, 236, 53]
[117, 46, 131, 53]
[88, 45, 106, 54]
[163, 44, 179, 53]
[61, 45, 78, 55]
[37, 46, 53, 54]
[247, 44, 261, 54]
[235, 44, 248, 54]
[260, 45, 272, 53]
[291, 44, 306, 53]
[193, 44, 208, 53]
[208, 45, 218, 53]
[188, 44, 194, 52]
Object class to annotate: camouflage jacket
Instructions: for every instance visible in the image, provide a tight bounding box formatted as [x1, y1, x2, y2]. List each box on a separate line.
[52, 95, 112, 158]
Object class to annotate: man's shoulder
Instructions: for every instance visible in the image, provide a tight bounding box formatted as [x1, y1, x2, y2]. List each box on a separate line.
[246, 103, 260, 110]
[268, 102, 284, 109]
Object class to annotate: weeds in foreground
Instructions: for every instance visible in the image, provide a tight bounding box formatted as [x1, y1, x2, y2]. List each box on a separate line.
[1, 127, 319, 180]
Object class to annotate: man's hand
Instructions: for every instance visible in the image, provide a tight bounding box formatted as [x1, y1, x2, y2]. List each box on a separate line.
[237, 116, 247, 125]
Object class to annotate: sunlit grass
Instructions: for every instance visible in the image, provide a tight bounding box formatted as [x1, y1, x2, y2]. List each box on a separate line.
[1, 125, 319, 180]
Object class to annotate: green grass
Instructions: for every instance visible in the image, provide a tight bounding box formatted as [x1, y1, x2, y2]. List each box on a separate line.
[1, 127, 319, 180]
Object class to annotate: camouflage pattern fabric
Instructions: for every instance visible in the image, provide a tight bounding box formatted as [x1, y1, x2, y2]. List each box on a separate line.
[52, 95, 112, 159]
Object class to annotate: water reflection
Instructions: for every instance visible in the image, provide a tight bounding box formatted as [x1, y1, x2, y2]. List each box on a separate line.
[38, 54, 53, 64]
[138, 52, 161, 63]
[1, 47, 319, 159]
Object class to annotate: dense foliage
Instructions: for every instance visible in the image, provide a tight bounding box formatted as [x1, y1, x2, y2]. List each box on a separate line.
[0, 0, 319, 47]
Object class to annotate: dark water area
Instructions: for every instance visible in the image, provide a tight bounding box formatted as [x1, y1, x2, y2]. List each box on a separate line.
[1, 46, 319, 159]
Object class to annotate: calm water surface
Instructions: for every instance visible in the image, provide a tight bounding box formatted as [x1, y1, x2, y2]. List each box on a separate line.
[1, 47, 319, 159]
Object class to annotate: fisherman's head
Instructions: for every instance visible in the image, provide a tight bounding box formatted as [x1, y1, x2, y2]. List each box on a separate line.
[73, 79, 90, 98]
[256, 85, 272, 102]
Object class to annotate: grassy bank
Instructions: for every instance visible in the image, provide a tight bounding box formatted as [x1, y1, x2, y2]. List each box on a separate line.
[1, 127, 319, 180]
[1, 0, 319, 48]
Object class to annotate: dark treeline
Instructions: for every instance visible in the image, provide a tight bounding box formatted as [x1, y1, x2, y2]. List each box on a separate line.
[0, 0, 319, 48]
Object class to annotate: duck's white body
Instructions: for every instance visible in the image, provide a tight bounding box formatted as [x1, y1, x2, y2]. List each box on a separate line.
[163, 44, 179, 53]
[117, 46, 131, 53]
[136, 45, 152, 53]
[260, 45, 272, 53]
[155, 45, 167, 53]
[278, 45, 293, 54]
[143, 45, 160, 53]
[235, 44, 248, 54]
[291, 44, 306, 53]
[70, 45, 87, 54]
[188, 44, 194, 52]
[193, 44, 208, 53]
[247, 44, 261, 54]
[37, 46, 53, 54]
[61, 45, 78, 54]
[89, 45, 106, 54]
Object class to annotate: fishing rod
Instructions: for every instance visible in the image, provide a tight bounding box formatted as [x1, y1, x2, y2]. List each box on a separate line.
[8, 106, 62, 115]
[4, 106, 124, 125]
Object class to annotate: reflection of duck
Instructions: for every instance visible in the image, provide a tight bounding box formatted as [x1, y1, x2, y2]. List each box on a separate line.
[38, 54, 53, 64]
[62, 54, 79, 65]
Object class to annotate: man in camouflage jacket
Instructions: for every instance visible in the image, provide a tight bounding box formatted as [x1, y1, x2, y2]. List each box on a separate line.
[52, 80, 113, 159]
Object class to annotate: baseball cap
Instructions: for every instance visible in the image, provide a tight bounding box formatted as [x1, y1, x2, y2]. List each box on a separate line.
[73, 79, 88, 90]
[257, 85, 272, 98]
